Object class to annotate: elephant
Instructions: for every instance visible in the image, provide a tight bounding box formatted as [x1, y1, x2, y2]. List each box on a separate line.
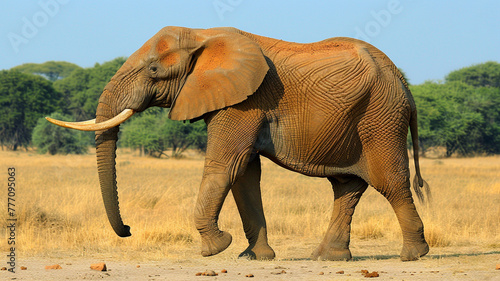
[47, 26, 430, 261]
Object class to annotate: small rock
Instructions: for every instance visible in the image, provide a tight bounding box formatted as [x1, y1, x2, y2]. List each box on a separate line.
[90, 262, 107, 272]
[221, 269, 227, 273]
[137, 265, 141, 268]
[246, 274, 254, 277]
[361, 269, 369, 274]
[275, 266, 286, 269]
[364, 271, 379, 278]
[318, 271, 324, 275]
[271, 269, 286, 275]
[45, 264, 62, 270]
[1, 267, 7, 271]
[336, 270, 344, 274]
[197, 270, 217, 276]
[496, 264, 500, 270]
[20, 266, 27, 270]
[205, 270, 217, 276]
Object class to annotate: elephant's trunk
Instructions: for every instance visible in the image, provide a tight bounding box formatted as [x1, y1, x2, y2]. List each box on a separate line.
[95, 90, 131, 237]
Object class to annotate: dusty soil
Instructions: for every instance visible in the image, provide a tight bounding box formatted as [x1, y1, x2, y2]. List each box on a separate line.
[4, 246, 499, 280]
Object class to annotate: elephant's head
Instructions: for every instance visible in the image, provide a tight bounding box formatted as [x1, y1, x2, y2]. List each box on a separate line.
[47, 26, 269, 237]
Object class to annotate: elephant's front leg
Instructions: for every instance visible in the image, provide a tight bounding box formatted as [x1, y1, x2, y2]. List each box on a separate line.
[194, 106, 265, 257]
[231, 154, 275, 260]
[194, 169, 233, 257]
[311, 176, 368, 261]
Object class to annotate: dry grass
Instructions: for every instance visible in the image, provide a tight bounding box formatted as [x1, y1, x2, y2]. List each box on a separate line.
[1, 149, 499, 260]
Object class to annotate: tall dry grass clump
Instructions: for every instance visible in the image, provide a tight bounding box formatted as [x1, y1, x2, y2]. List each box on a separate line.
[418, 158, 500, 248]
[1, 150, 499, 259]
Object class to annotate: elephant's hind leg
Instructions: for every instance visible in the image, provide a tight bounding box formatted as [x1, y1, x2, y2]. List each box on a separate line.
[311, 176, 368, 261]
[231, 154, 275, 260]
[369, 163, 429, 261]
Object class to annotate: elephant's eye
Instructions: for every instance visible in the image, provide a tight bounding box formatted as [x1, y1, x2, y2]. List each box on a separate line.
[149, 65, 158, 73]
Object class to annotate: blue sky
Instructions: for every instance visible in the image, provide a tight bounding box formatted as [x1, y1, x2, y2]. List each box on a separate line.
[1, 0, 499, 84]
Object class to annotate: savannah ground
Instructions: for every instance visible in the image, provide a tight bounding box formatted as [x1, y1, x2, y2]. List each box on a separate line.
[1, 149, 499, 280]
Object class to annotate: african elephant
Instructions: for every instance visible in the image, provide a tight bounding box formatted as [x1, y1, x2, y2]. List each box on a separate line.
[47, 26, 430, 261]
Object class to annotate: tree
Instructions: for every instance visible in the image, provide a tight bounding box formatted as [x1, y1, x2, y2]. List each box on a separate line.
[120, 109, 207, 158]
[463, 86, 500, 154]
[445, 61, 500, 88]
[32, 112, 89, 155]
[53, 57, 126, 120]
[411, 81, 500, 156]
[160, 117, 207, 158]
[0, 70, 62, 150]
[12, 61, 81, 82]
[120, 112, 163, 157]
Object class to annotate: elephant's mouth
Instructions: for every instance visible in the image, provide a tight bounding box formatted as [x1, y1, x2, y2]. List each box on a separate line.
[45, 109, 135, 131]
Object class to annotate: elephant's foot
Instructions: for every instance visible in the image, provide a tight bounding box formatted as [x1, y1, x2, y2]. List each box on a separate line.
[311, 246, 352, 261]
[238, 243, 276, 260]
[400, 241, 429, 261]
[200, 231, 232, 257]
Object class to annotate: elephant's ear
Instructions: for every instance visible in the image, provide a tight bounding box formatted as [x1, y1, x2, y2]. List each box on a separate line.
[169, 29, 269, 121]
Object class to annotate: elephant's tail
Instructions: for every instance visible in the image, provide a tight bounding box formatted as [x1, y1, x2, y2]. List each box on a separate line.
[409, 105, 431, 204]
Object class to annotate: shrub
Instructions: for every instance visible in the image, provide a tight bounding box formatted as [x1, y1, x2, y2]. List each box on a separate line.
[32, 112, 91, 155]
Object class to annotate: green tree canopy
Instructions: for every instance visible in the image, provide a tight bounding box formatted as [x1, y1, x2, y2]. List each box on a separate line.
[120, 112, 163, 157]
[53, 57, 126, 120]
[32, 112, 89, 155]
[12, 61, 82, 82]
[160, 116, 207, 157]
[445, 61, 500, 88]
[411, 81, 500, 156]
[120, 109, 207, 158]
[0, 70, 62, 150]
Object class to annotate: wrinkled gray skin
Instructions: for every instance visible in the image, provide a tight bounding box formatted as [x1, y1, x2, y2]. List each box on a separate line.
[86, 27, 430, 261]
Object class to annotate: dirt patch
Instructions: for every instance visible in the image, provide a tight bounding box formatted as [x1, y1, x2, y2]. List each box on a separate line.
[5, 251, 499, 281]
[90, 262, 107, 271]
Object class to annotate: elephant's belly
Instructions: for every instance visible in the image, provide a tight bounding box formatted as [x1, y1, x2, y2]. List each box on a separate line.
[256, 122, 366, 178]
[260, 149, 364, 178]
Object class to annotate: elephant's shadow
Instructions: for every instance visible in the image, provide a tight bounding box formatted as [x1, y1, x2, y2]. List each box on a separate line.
[279, 251, 500, 261]
[355, 250, 500, 261]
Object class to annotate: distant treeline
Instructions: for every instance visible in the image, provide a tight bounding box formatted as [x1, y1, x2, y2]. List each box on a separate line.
[0, 58, 206, 157]
[410, 61, 500, 156]
[0, 59, 499, 157]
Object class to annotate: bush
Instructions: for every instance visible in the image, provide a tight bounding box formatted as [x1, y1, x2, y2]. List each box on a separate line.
[0, 70, 62, 150]
[160, 115, 207, 157]
[120, 109, 207, 158]
[32, 112, 91, 155]
[53, 58, 126, 120]
[411, 81, 500, 156]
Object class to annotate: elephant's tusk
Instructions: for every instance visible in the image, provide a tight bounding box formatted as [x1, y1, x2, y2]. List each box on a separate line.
[71, 119, 97, 125]
[45, 109, 135, 131]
